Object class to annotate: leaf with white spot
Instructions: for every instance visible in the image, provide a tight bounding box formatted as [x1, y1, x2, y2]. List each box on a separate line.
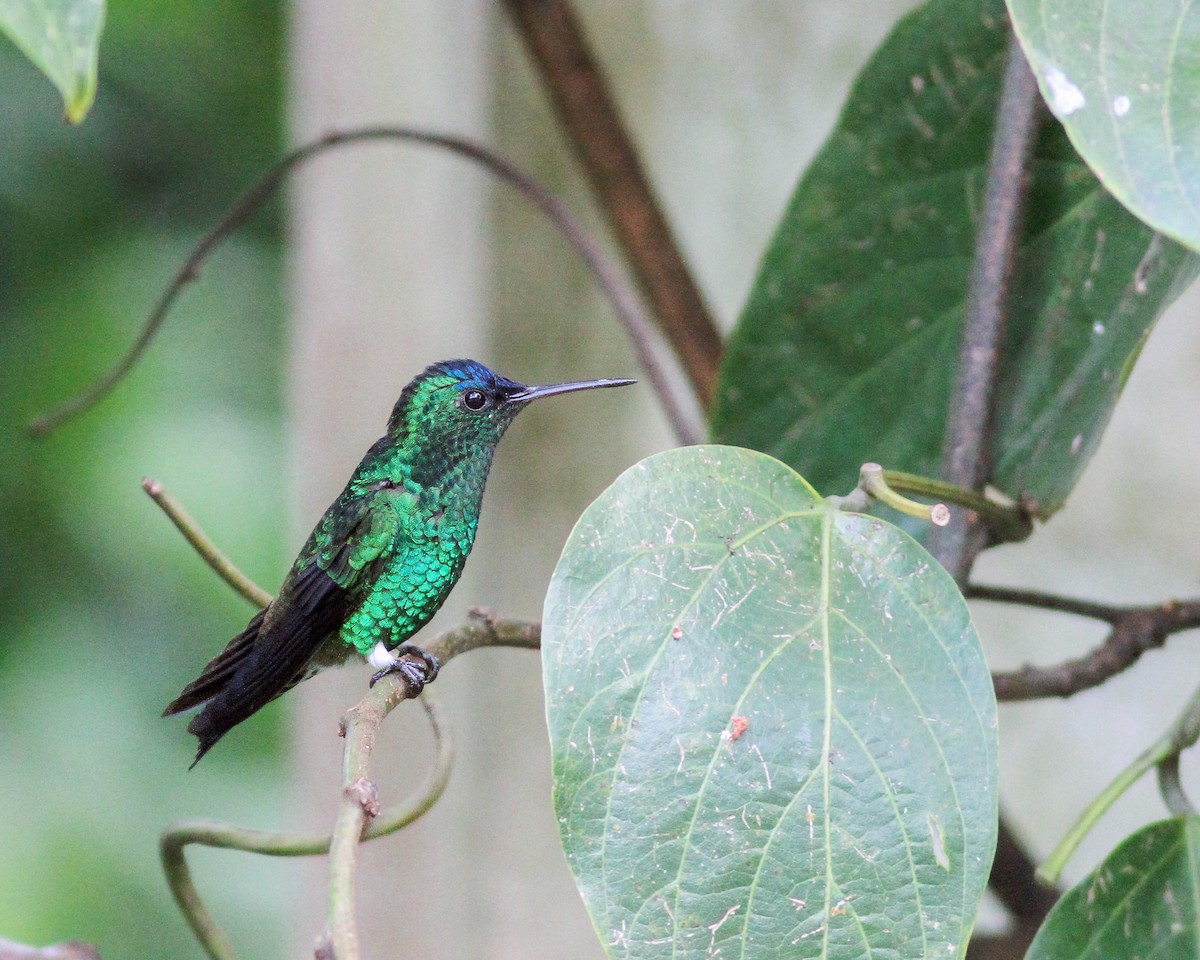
[1009, 0, 1200, 252]
[711, 0, 1199, 517]
[544, 446, 998, 960]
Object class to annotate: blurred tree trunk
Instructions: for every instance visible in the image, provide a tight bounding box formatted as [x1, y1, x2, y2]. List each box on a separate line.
[286, 2, 497, 957]
[285, 3, 646, 957]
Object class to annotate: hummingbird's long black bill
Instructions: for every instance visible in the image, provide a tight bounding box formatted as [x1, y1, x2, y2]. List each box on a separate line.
[507, 377, 636, 402]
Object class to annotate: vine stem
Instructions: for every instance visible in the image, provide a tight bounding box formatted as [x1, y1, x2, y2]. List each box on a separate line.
[162, 696, 454, 960]
[164, 616, 541, 960]
[29, 127, 701, 444]
[321, 613, 539, 960]
[1038, 681, 1200, 884]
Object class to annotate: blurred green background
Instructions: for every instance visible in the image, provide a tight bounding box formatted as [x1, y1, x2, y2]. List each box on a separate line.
[0, 2, 293, 956]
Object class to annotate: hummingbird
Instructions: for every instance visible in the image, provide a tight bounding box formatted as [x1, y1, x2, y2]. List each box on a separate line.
[165, 359, 634, 766]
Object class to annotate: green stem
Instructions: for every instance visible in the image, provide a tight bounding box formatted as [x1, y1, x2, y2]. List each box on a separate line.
[163, 696, 453, 960]
[859, 464, 950, 526]
[143, 477, 272, 608]
[1036, 735, 1169, 885]
[1039, 682, 1200, 883]
[883, 470, 1032, 543]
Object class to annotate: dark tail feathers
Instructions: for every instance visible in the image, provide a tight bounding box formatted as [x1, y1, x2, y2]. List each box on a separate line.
[164, 610, 266, 767]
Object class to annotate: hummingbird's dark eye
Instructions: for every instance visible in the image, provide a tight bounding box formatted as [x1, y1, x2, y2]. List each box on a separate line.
[462, 388, 489, 411]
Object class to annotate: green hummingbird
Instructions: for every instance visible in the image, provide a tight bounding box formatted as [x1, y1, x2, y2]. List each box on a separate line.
[165, 359, 634, 766]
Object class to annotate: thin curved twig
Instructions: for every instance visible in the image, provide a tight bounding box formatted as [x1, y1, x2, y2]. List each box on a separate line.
[1039, 680, 1200, 884]
[29, 127, 701, 444]
[143, 477, 272, 608]
[967, 583, 1124, 622]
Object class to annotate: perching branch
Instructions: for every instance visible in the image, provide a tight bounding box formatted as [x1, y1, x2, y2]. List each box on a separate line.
[29, 127, 701, 445]
[971, 586, 1200, 701]
[929, 33, 1040, 582]
[321, 613, 539, 960]
[164, 615, 541, 960]
[163, 693, 455, 960]
[502, 0, 724, 409]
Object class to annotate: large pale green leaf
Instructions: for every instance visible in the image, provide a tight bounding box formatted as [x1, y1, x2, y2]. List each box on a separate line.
[544, 446, 998, 959]
[0, 0, 104, 122]
[1008, 0, 1200, 252]
[1026, 818, 1200, 959]
[711, 0, 1198, 516]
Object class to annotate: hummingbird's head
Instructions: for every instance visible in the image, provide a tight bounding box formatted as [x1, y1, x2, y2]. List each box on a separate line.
[386, 359, 634, 480]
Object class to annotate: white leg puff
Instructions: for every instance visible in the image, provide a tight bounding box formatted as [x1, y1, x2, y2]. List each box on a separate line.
[368, 641, 399, 671]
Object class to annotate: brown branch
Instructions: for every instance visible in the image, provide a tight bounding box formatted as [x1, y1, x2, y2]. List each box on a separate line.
[971, 586, 1200, 700]
[503, 0, 723, 409]
[966, 817, 1059, 960]
[967, 583, 1123, 621]
[29, 128, 700, 443]
[929, 33, 1040, 581]
[988, 815, 1058, 922]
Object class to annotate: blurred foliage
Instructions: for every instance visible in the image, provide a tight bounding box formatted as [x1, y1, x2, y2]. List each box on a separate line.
[0, 1, 291, 957]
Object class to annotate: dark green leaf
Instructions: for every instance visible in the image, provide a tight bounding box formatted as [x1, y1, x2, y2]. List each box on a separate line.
[1008, 0, 1200, 252]
[1026, 818, 1200, 960]
[0, 0, 104, 122]
[544, 446, 998, 959]
[711, 0, 1198, 516]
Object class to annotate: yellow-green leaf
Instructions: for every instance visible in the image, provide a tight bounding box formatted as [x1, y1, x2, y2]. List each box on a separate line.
[0, 0, 104, 122]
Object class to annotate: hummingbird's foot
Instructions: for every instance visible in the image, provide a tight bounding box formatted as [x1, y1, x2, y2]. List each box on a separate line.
[368, 644, 440, 695]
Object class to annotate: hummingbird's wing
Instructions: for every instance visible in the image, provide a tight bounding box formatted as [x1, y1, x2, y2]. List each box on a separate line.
[169, 489, 402, 765]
